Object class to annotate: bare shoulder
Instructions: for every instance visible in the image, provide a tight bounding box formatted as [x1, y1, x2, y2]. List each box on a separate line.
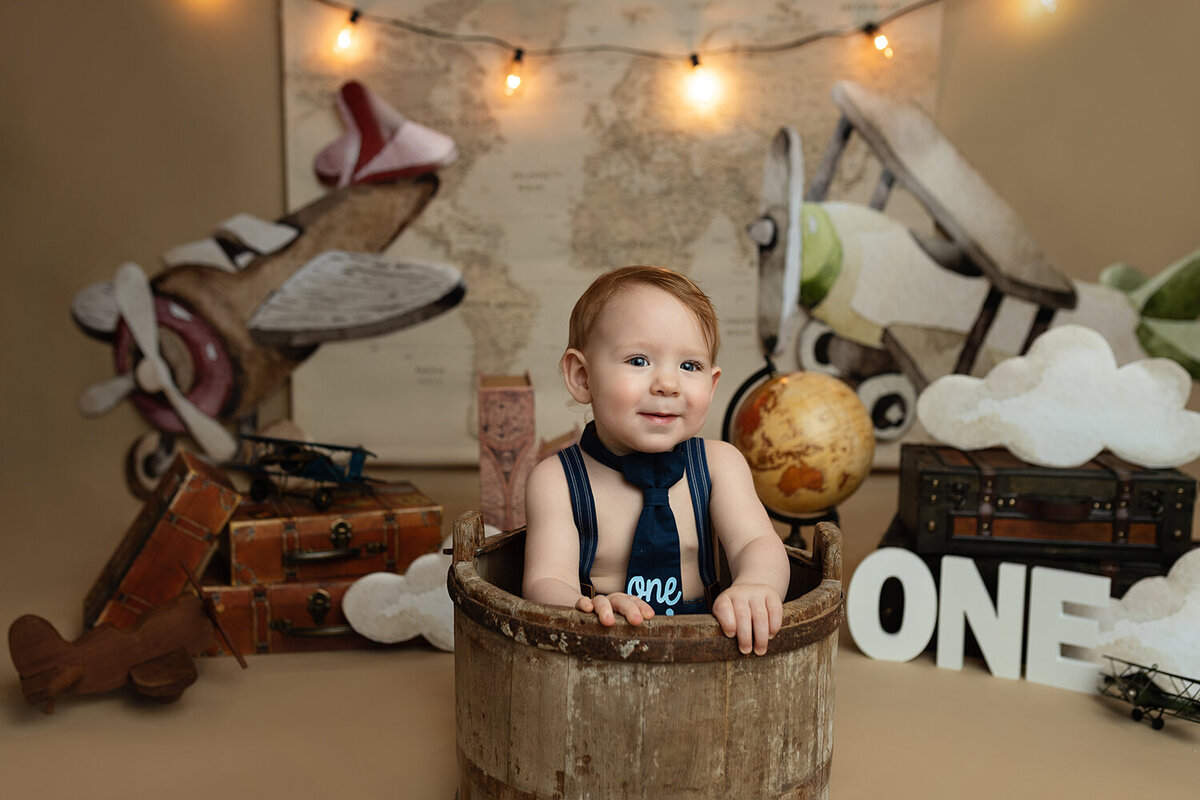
[528, 451, 568, 491]
[525, 454, 570, 515]
[701, 438, 764, 516]
[701, 438, 753, 478]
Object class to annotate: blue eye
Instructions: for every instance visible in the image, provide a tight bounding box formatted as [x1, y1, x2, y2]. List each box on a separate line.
[628, 356, 649, 367]
[681, 361, 702, 372]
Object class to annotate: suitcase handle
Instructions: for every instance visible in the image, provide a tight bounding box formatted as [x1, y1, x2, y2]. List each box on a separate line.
[283, 547, 360, 564]
[1013, 495, 1092, 522]
[283, 541, 387, 565]
[270, 619, 354, 638]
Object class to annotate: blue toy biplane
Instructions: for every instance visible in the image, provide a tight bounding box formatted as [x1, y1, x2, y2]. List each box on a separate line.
[239, 434, 378, 510]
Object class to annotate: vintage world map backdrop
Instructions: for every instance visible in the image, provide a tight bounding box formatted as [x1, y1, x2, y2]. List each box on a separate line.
[283, 0, 943, 464]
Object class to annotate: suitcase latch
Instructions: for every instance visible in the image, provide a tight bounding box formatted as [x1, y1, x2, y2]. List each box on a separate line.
[307, 589, 332, 624]
[1138, 489, 1164, 517]
[330, 518, 353, 548]
[948, 482, 968, 510]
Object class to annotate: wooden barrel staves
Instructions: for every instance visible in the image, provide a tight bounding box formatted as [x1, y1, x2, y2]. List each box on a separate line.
[449, 511, 844, 800]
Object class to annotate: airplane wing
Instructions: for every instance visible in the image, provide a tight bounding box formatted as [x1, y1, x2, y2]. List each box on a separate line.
[1137, 317, 1200, 380]
[161, 213, 300, 273]
[128, 647, 198, 701]
[69, 213, 304, 341]
[247, 250, 465, 347]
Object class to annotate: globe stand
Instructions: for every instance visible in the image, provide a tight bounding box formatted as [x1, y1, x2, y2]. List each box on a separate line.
[722, 355, 840, 551]
[766, 506, 839, 550]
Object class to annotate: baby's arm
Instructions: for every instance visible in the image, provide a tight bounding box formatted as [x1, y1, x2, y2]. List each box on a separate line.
[522, 457, 654, 626]
[705, 440, 790, 655]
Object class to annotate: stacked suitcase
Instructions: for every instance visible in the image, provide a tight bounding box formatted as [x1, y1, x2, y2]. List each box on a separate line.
[85, 452, 443, 655]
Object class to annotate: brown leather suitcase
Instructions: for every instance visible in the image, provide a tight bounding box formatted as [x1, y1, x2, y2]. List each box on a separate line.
[898, 444, 1196, 566]
[201, 577, 373, 655]
[85, 452, 242, 629]
[223, 482, 442, 585]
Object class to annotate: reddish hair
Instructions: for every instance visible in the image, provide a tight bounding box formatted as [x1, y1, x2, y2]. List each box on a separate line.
[567, 266, 720, 361]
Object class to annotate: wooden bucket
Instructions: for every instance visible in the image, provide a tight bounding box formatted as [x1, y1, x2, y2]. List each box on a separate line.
[449, 511, 844, 800]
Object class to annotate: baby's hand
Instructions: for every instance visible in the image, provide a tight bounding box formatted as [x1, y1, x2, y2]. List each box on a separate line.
[713, 583, 784, 655]
[576, 593, 655, 626]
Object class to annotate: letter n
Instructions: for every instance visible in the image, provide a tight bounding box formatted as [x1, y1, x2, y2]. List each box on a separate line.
[936, 556, 1025, 680]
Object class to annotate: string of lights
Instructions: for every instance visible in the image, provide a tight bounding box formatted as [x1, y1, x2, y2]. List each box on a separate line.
[316, 0, 945, 86]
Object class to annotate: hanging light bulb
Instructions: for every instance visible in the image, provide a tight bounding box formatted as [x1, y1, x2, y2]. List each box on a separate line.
[1040, 0, 1058, 12]
[684, 53, 720, 109]
[863, 23, 894, 59]
[335, 9, 361, 53]
[504, 49, 524, 96]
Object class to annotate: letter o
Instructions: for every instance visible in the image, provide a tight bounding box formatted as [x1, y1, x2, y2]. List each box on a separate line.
[847, 548, 938, 662]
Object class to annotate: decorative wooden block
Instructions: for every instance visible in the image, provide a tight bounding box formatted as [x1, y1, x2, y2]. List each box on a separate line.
[84, 452, 242, 629]
[478, 373, 536, 531]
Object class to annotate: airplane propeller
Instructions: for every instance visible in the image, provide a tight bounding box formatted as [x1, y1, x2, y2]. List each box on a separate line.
[78, 372, 136, 417]
[77, 263, 238, 462]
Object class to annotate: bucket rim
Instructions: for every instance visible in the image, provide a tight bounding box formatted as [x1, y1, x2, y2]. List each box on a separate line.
[448, 511, 844, 663]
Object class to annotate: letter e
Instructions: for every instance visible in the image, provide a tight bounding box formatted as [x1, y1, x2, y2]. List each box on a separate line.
[1025, 566, 1110, 693]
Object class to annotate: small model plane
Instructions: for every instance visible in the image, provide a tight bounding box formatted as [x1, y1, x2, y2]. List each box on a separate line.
[746, 81, 1200, 443]
[70, 81, 465, 496]
[1099, 655, 1200, 730]
[238, 433, 379, 510]
[8, 565, 246, 713]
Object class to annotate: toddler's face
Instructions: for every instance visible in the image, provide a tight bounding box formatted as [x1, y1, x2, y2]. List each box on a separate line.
[577, 284, 720, 454]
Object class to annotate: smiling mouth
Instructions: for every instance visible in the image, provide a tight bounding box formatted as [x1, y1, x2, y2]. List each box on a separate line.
[640, 412, 679, 424]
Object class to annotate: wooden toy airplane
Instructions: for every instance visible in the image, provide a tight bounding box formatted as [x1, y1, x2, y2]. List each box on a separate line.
[746, 81, 1200, 442]
[69, 81, 465, 493]
[8, 565, 246, 713]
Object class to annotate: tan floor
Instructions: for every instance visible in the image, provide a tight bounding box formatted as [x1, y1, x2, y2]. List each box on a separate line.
[2, 468, 1196, 798]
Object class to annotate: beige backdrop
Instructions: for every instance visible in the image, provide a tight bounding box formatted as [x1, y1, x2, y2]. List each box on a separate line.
[2, 0, 1199, 696]
[2, 2, 1199, 795]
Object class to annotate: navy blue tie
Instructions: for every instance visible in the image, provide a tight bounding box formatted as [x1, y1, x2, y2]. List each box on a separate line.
[579, 422, 688, 615]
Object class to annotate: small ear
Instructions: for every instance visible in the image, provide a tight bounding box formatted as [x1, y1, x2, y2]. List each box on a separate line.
[709, 365, 722, 399]
[561, 348, 592, 404]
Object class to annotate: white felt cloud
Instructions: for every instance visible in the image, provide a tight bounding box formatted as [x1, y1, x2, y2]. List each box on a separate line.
[916, 324, 1200, 468]
[1081, 548, 1200, 684]
[342, 547, 454, 651]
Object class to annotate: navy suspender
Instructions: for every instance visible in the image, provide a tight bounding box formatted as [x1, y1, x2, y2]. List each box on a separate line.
[684, 437, 716, 594]
[558, 443, 598, 596]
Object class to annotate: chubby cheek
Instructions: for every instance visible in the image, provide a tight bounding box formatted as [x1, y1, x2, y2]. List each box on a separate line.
[685, 378, 716, 413]
[596, 380, 644, 418]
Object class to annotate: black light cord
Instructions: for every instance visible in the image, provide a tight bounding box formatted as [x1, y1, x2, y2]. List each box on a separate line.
[310, 0, 943, 62]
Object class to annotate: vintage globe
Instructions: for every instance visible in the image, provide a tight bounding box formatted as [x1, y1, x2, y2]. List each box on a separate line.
[731, 371, 875, 516]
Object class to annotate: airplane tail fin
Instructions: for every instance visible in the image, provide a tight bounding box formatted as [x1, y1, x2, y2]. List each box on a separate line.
[8, 615, 71, 676]
[1138, 248, 1200, 320]
[8, 615, 83, 709]
[1137, 317, 1200, 380]
[1101, 248, 1200, 319]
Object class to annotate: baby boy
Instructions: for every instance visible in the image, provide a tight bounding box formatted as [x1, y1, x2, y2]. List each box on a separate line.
[523, 266, 789, 655]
